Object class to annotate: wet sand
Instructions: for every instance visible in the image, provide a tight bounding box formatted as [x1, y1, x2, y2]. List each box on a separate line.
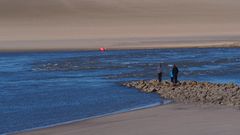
[18, 103, 240, 135]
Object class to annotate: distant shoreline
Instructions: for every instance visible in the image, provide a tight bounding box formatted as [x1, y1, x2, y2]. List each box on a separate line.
[0, 37, 240, 52]
[1, 45, 240, 53]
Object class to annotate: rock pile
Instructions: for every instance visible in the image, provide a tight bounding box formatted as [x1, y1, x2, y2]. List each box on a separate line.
[123, 80, 240, 107]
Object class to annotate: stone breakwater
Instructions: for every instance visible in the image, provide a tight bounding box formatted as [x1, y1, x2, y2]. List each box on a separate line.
[123, 80, 240, 107]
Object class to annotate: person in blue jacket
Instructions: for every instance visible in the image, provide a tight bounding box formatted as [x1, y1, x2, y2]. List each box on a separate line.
[168, 65, 173, 82]
[170, 70, 174, 83]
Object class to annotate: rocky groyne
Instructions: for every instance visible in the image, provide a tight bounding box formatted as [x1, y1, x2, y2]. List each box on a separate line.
[123, 80, 240, 107]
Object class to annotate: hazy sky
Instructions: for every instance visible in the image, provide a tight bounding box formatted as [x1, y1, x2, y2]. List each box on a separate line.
[0, 0, 240, 50]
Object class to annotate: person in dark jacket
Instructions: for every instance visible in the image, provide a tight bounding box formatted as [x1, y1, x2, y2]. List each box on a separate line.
[172, 64, 179, 84]
[157, 63, 163, 82]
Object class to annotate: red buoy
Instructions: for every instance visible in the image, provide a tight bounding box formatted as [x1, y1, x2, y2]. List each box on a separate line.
[99, 48, 105, 52]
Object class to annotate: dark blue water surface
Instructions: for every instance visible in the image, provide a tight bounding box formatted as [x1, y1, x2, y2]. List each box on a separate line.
[0, 48, 240, 134]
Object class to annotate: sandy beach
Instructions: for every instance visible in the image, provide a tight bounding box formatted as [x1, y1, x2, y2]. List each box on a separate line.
[18, 103, 240, 135]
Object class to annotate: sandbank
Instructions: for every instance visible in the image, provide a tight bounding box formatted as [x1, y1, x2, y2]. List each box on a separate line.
[1, 37, 240, 52]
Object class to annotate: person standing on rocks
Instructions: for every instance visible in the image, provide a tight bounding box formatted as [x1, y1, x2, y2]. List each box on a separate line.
[168, 65, 173, 82]
[157, 63, 163, 82]
[172, 64, 179, 84]
[170, 70, 173, 83]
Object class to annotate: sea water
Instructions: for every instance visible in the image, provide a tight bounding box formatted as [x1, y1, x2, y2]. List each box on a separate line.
[0, 48, 240, 134]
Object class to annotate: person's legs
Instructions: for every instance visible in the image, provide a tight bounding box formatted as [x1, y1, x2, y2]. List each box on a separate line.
[173, 75, 178, 84]
[158, 73, 162, 82]
[173, 75, 176, 84]
[176, 75, 178, 83]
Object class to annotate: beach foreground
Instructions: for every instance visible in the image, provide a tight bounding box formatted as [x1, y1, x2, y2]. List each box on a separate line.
[18, 103, 240, 135]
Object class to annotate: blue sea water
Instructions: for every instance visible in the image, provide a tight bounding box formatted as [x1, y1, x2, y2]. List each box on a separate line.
[0, 48, 240, 134]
